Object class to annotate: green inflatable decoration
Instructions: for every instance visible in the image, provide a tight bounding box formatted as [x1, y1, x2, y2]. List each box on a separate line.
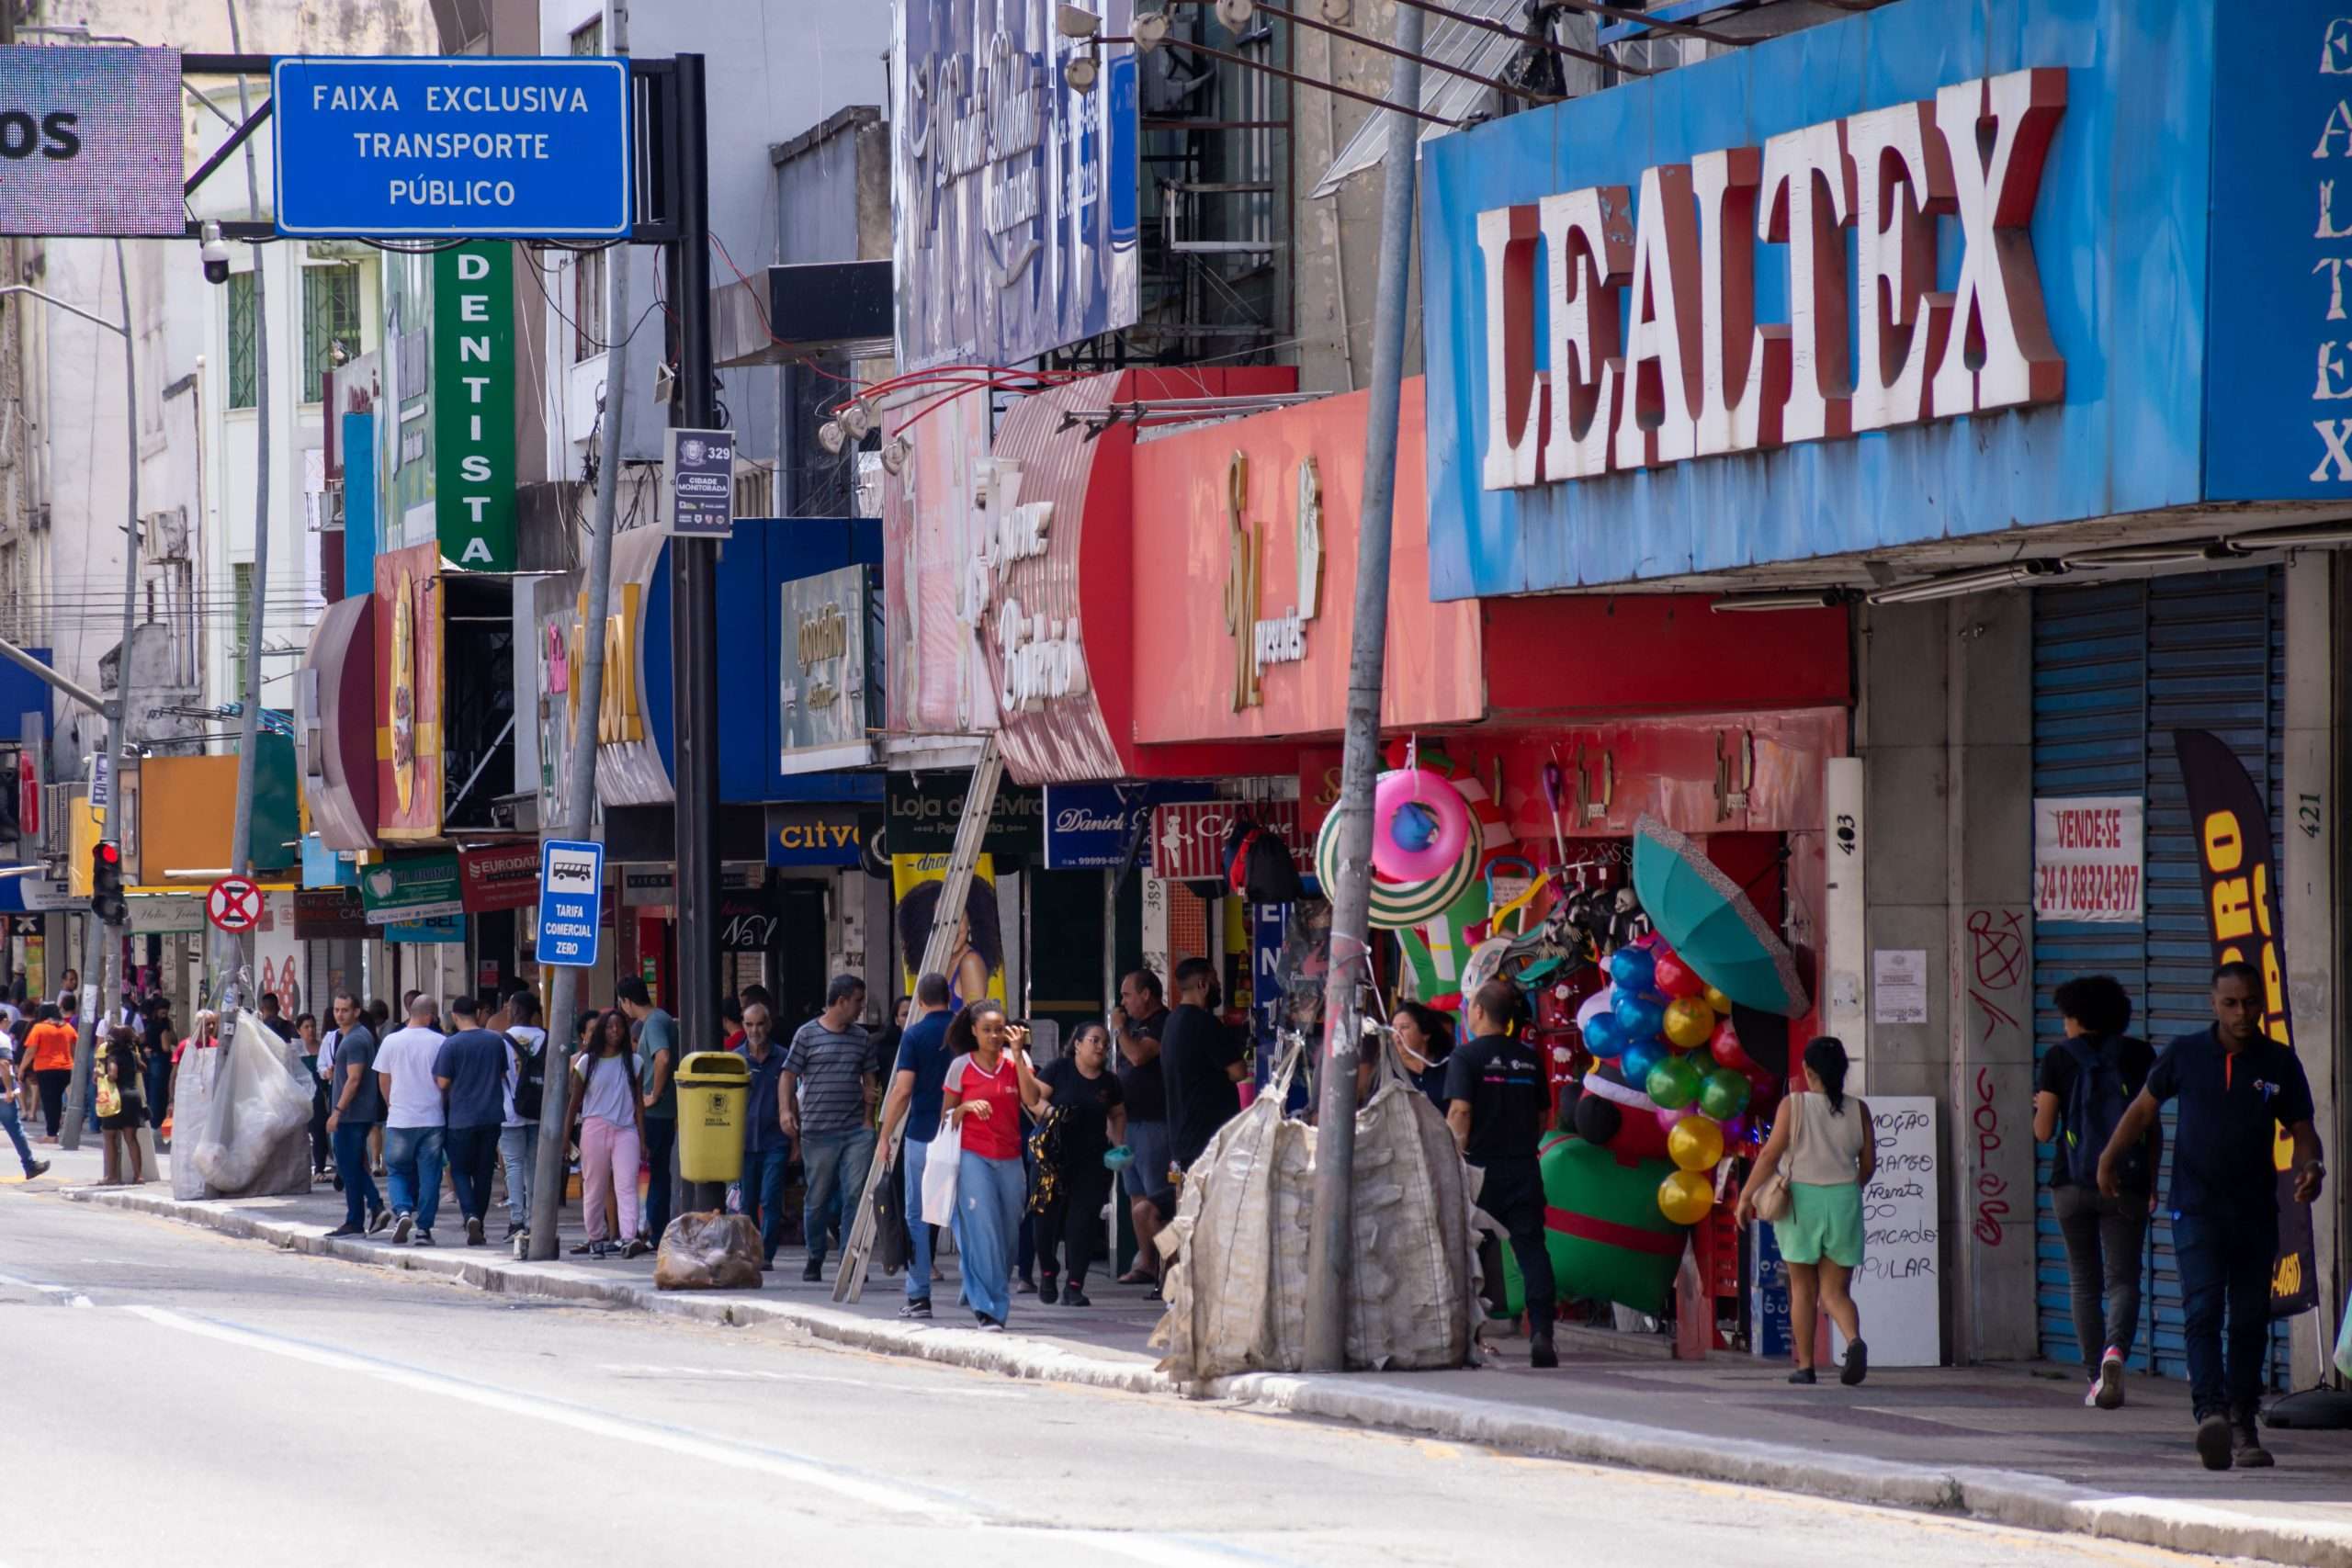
[1487, 1133, 1694, 1320]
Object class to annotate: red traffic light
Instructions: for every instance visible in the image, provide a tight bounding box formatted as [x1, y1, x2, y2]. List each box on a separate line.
[95, 842, 120, 866]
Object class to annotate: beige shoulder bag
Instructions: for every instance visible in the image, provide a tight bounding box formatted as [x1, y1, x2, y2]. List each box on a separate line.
[1751, 1092, 1801, 1223]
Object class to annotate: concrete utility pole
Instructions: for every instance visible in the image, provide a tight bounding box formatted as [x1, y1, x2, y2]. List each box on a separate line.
[218, 0, 270, 1040]
[1303, 4, 1423, 1372]
[527, 5, 629, 1262]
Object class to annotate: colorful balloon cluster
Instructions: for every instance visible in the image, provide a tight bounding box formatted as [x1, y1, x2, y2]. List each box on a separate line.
[1576, 939, 1777, 1225]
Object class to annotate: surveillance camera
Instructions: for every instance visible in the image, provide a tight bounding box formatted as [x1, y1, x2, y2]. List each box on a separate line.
[199, 220, 231, 287]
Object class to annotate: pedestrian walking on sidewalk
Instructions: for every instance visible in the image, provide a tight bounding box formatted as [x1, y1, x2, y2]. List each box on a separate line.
[377, 995, 449, 1247]
[940, 1000, 1040, 1330]
[1737, 1036, 1872, 1387]
[733, 1002, 791, 1269]
[296, 1010, 332, 1179]
[1031, 1021, 1125, 1307]
[98, 1031, 146, 1183]
[878, 975, 956, 1317]
[2034, 975, 2157, 1411]
[1109, 969, 1172, 1294]
[1446, 981, 1559, 1369]
[0, 1022, 50, 1179]
[571, 1009, 649, 1258]
[141, 997, 174, 1140]
[781, 974, 877, 1283]
[23, 1003, 74, 1142]
[322, 994, 385, 1237]
[435, 996, 510, 1247]
[615, 977, 678, 1246]
[499, 991, 547, 1243]
[2099, 962, 2324, 1472]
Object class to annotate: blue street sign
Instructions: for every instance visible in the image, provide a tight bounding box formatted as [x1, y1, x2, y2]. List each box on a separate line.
[272, 56, 632, 239]
[535, 838, 605, 967]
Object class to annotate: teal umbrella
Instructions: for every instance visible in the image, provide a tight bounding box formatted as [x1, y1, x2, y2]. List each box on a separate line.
[1631, 816, 1810, 1019]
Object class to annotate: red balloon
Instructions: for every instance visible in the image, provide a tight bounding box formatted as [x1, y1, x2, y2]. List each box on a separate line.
[1708, 1019, 1754, 1071]
[1652, 952, 1705, 1000]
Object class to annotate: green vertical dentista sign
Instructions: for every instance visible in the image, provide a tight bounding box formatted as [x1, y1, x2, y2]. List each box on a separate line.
[434, 241, 516, 570]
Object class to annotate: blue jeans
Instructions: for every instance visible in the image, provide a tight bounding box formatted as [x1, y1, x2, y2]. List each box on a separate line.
[383, 1124, 447, 1232]
[499, 1125, 537, 1230]
[0, 1095, 35, 1173]
[741, 1143, 793, 1263]
[903, 1136, 936, 1301]
[799, 1125, 875, 1266]
[952, 1150, 1025, 1325]
[2174, 1210, 2277, 1421]
[334, 1121, 382, 1230]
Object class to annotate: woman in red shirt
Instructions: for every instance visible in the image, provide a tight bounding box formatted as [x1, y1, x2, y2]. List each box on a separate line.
[939, 1000, 1043, 1330]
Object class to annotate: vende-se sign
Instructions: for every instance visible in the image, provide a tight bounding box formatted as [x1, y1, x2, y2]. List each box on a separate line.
[2032, 795, 2143, 922]
[1474, 67, 2064, 491]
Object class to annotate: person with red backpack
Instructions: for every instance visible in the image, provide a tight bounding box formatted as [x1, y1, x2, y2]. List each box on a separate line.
[2034, 974, 2158, 1413]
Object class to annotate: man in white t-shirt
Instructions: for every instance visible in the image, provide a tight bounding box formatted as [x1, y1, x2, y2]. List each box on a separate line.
[374, 994, 448, 1246]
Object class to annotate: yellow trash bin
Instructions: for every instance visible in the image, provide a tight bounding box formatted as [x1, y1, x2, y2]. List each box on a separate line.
[674, 1051, 750, 1184]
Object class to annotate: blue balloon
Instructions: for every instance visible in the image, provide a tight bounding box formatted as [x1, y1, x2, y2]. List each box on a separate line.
[1391, 800, 1440, 852]
[1608, 946, 1657, 993]
[1620, 1039, 1667, 1089]
[1581, 1010, 1624, 1059]
[1614, 990, 1665, 1042]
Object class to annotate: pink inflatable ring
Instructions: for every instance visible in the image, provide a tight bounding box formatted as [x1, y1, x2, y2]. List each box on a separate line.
[1371, 768, 1471, 881]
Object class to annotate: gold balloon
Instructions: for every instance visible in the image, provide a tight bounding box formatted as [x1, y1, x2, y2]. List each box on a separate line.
[1657, 1167, 1715, 1225]
[1662, 997, 1716, 1050]
[1668, 1115, 1725, 1173]
[1702, 986, 1734, 1016]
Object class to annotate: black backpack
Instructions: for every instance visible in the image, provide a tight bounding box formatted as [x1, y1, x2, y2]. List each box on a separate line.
[1224, 817, 1306, 906]
[2059, 1034, 2144, 1190]
[509, 1032, 545, 1122]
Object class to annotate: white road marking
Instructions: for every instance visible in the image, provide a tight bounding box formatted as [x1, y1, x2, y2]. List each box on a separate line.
[596, 1361, 1021, 1398]
[0, 1269, 94, 1307]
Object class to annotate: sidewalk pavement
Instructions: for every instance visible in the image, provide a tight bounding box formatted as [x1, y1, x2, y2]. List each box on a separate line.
[14, 1148, 2352, 1566]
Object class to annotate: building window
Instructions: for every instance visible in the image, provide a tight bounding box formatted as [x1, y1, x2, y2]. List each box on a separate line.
[230, 561, 254, 666]
[227, 271, 257, 410]
[572, 247, 606, 363]
[300, 264, 362, 405]
[571, 17, 603, 54]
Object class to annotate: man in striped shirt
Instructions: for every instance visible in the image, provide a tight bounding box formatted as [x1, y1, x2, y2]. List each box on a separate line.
[780, 975, 877, 1283]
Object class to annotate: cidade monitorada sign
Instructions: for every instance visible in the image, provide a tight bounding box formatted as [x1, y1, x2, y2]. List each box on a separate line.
[1472, 67, 2065, 491]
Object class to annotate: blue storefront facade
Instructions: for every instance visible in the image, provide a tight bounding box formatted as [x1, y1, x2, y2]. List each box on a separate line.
[1417, 0, 2349, 1380]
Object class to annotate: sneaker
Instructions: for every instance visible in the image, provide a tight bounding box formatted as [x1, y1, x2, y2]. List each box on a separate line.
[977, 1314, 1004, 1333]
[324, 1223, 364, 1238]
[1788, 1367, 1817, 1385]
[569, 1239, 600, 1256]
[368, 1209, 393, 1235]
[503, 1223, 522, 1242]
[2233, 1420, 2275, 1469]
[391, 1213, 414, 1245]
[466, 1216, 486, 1247]
[1839, 1338, 1869, 1386]
[802, 1258, 822, 1282]
[974, 1311, 993, 1329]
[2095, 1348, 2126, 1411]
[1061, 1286, 1091, 1308]
[620, 1237, 650, 1259]
[2195, 1413, 2234, 1471]
[1039, 1274, 1059, 1305]
[1531, 1333, 1559, 1370]
[1015, 1274, 1036, 1295]
[22, 1159, 47, 1179]
[587, 1241, 614, 1259]
[899, 1298, 933, 1320]
[2083, 1379, 2104, 1409]
[413, 1229, 436, 1247]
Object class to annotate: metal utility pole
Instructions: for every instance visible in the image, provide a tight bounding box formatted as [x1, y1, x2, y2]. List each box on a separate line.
[1303, 5, 1423, 1372]
[527, 6, 631, 1262]
[667, 53, 719, 1065]
[218, 0, 269, 1040]
[52, 245, 141, 1152]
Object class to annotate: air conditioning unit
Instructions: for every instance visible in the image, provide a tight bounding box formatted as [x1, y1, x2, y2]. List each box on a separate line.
[27, 502, 48, 533]
[143, 506, 188, 563]
[40, 781, 72, 859]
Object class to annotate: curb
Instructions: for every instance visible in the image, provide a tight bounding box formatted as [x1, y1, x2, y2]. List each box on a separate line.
[60, 1185, 2352, 1568]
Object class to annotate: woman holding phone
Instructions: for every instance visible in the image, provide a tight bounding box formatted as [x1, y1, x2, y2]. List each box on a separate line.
[938, 1000, 1043, 1330]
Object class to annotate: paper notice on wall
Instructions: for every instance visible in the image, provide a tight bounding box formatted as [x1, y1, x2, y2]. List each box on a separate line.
[1871, 949, 1928, 1025]
[2032, 795, 2143, 922]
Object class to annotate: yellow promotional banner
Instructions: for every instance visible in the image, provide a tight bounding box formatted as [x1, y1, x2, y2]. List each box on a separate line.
[891, 852, 1005, 1008]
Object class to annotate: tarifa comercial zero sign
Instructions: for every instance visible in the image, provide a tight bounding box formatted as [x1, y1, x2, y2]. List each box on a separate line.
[1472, 68, 2066, 490]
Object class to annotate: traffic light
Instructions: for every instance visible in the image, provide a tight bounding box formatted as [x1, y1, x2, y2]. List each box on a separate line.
[90, 840, 125, 925]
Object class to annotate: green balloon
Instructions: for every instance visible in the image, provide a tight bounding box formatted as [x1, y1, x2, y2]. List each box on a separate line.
[1646, 1055, 1702, 1111]
[1697, 1068, 1752, 1122]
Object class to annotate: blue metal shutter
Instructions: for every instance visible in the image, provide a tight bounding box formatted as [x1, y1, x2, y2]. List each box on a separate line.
[2030, 567, 2287, 1385]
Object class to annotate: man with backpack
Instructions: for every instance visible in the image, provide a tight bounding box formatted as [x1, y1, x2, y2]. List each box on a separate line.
[500, 991, 548, 1244]
[2033, 975, 2157, 1412]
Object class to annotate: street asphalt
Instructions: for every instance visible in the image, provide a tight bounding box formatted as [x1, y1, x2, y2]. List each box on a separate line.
[0, 1190, 2287, 1568]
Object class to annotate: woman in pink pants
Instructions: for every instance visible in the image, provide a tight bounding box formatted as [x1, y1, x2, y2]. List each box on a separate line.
[568, 1009, 650, 1258]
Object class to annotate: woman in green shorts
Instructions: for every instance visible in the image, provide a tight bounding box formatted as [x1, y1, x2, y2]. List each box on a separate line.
[1736, 1037, 1874, 1386]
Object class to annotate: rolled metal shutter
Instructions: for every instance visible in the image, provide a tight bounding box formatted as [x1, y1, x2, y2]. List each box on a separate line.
[2030, 566, 2287, 1385]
